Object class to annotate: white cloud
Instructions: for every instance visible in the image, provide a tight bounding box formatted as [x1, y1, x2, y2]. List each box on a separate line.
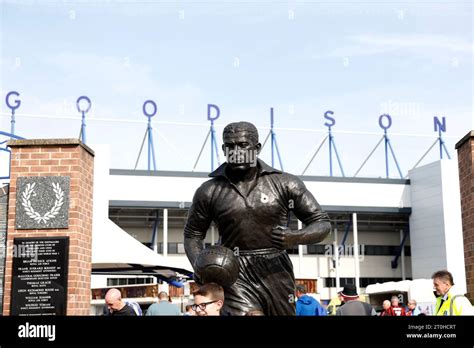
[309, 33, 473, 59]
[352, 34, 474, 53]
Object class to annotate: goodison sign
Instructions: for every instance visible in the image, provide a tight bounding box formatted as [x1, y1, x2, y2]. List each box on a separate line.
[207, 104, 448, 134]
[4, 91, 448, 134]
[322, 110, 448, 134]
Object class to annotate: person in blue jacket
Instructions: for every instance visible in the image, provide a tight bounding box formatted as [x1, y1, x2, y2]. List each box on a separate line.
[296, 284, 327, 316]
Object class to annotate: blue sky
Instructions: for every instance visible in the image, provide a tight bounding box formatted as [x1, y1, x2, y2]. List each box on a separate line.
[0, 0, 472, 177]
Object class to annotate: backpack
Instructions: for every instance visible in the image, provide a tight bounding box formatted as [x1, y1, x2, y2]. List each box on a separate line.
[125, 301, 142, 316]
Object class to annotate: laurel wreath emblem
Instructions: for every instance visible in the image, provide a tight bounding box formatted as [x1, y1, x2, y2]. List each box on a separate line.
[21, 182, 64, 224]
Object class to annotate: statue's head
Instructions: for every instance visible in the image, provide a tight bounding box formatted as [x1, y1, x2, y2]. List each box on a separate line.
[222, 121, 261, 172]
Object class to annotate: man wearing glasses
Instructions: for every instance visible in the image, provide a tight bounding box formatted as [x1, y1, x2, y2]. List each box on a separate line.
[184, 121, 331, 315]
[191, 283, 224, 316]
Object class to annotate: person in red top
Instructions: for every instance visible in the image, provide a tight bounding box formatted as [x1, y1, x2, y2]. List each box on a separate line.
[389, 296, 406, 316]
[380, 300, 392, 316]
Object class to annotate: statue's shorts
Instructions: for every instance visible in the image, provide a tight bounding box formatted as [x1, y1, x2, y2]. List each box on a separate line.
[221, 248, 296, 316]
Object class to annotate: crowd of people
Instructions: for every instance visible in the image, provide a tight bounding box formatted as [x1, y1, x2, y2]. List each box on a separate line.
[326, 270, 472, 316]
[101, 269, 472, 316]
[102, 283, 225, 316]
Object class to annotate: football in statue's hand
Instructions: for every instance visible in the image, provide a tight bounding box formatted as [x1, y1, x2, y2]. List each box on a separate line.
[193, 245, 239, 287]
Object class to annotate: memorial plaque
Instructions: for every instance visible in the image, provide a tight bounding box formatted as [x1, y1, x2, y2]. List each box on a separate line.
[10, 237, 69, 316]
[15, 176, 70, 230]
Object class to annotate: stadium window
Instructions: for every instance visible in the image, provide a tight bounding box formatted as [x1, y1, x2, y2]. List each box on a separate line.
[285, 247, 299, 255]
[307, 244, 328, 255]
[107, 277, 154, 286]
[323, 277, 409, 288]
[168, 243, 178, 254]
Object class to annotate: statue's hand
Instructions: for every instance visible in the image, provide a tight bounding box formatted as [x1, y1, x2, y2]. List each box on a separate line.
[193, 272, 203, 285]
[192, 260, 204, 284]
[271, 225, 297, 250]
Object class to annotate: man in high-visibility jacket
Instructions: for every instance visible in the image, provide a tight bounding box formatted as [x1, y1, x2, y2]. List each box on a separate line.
[432, 270, 473, 316]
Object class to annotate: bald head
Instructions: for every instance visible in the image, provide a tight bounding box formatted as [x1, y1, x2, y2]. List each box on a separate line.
[105, 288, 124, 312]
[106, 288, 121, 302]
[158, 291, 169, 301]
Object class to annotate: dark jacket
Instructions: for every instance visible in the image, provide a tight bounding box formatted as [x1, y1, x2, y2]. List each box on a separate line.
[336, 300, 376, 316]
[296, 295, 327, 316]
[106, 303, 137, 316]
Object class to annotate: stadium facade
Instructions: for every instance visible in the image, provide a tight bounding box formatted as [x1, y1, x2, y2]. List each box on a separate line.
[90, 144, 466, 305]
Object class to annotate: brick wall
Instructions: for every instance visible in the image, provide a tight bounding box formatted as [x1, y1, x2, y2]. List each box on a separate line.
[455, 131, 474, 302]
[2, 139, 94, 315]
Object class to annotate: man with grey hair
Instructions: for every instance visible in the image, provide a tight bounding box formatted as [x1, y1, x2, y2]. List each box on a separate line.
[390, 295, 406, 316]
[146, 291, 181, 316]
[407, 299, 421, 316]
[184, 121, 331, 315]
[432, 269, 473, 315]
[380, 299, 392, 316]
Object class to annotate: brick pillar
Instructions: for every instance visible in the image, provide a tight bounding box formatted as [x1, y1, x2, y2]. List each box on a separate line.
[2, 139, 94, 315]
[0, 185, 8, 312]
[455, 131, 474, 302]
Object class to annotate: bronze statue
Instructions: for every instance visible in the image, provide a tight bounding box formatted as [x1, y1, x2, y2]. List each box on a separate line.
[184, 121, 331, 315]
